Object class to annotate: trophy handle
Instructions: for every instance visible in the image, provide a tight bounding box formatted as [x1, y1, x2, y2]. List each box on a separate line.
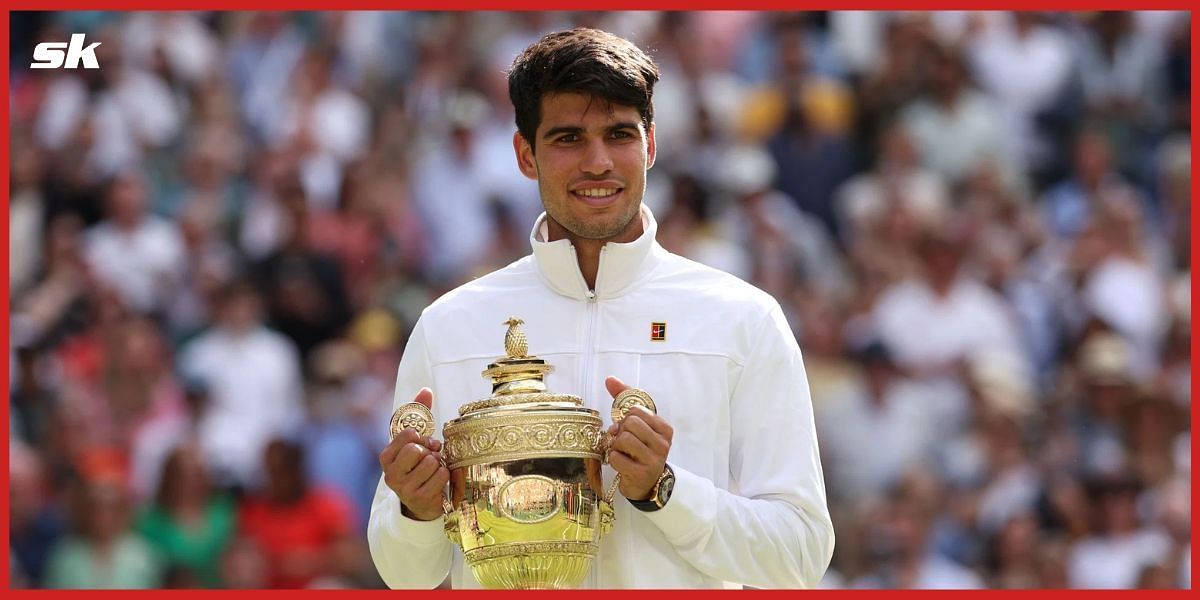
[389, 402, 458, 540]
[443, 502, 461, 544]
[441, 468, 458, 543]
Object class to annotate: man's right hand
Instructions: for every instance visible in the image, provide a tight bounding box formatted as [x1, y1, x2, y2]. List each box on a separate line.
[379, 387, 448, 521]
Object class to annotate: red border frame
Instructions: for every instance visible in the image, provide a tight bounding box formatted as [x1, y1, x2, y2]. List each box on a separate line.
[2, 4, 1196, 595]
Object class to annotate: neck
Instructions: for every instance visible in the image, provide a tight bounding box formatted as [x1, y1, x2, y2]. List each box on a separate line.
[545, 216, 645, 291]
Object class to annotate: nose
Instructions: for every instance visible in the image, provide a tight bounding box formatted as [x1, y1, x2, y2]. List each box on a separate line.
[580, 139, 614, 175]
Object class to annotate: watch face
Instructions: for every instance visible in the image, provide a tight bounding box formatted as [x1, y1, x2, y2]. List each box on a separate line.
[658, 473, 674, 503]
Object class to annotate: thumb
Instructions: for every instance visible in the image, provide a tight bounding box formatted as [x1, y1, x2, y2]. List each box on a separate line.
[413, 387, 434, 411]
[604, 376, 629, 399]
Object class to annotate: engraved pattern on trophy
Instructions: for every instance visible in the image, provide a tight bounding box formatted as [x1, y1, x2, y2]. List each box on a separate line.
[444, 417, 605, 468]
[458, 391, 580, 415]
[466, 540, 600, 562]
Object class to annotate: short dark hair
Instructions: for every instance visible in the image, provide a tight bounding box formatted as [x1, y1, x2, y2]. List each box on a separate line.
[508, 27, 659, 147]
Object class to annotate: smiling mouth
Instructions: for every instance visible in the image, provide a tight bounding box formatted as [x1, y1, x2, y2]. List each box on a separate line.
[571, 187, 623, 206]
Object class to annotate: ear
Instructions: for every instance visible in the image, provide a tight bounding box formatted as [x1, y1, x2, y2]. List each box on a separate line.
[513, 131, 538, 181]
[645, 123, 657, 170]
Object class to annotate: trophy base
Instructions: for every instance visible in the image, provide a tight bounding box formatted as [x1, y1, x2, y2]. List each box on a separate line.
[465, 541, 598, 589]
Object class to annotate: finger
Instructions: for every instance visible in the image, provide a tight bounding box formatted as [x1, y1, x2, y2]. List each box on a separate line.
[415, 465, 450, 498]
[607, 448, 644, 478]
[405, 453, 441, 490]
[618, 415, 670, 456]
[380, 429, 423, 466]
[413, 387, 434, 411]
[611, 430, 653, 465]
[605, 376, 629, 399]
[388, 442, 431, 477]
[425, 437, 443, 452]
[624, 409, 674, 443]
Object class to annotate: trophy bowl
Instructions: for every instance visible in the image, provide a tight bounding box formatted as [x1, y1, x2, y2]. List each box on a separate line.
[391, 318, 654, 589]
[443, 402, 608, 589]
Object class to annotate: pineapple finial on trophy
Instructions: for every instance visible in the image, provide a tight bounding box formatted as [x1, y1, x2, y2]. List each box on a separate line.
[504, 317, 528, 358]
[472, 317, 557, 401]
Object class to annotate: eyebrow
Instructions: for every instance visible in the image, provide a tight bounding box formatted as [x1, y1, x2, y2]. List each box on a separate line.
[541, 121, 641, 140]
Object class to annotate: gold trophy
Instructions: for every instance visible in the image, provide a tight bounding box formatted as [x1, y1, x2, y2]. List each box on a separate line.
[388, 317, 655, 589]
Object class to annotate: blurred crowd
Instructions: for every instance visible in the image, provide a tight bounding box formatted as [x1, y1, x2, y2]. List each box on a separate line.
[7, 10, 1192, 589]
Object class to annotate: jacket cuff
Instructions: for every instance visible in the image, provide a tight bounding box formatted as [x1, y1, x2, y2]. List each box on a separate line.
[637, 463, 717, 546]
[385, 495, 447, 545]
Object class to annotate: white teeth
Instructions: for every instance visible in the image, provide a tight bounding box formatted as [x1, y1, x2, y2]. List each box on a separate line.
[576, 188, 618, 198]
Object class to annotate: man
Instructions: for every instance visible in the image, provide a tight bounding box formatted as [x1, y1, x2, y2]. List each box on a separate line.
[178, 281, 305, 490]
[368, 28, 833, 589]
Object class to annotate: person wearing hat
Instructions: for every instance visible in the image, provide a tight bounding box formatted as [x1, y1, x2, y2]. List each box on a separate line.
[369, 28, 833, 589]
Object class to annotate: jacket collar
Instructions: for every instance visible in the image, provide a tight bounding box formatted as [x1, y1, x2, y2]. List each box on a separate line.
[529, 204, 663, 300]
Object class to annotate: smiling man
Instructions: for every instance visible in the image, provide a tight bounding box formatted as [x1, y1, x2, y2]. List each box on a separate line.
[368, 28, 833, 589]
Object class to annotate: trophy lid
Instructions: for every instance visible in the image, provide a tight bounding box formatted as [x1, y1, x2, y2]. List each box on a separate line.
[458, 317, 582, 416]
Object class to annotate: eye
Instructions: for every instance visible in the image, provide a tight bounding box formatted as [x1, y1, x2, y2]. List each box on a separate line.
[610, 130, 634, 140]
[555, 134, 579, 143]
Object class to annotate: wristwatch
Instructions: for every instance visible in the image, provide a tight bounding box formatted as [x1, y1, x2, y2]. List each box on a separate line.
[628, 464, 675, 512]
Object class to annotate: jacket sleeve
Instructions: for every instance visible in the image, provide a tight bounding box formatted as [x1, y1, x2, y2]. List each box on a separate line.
[639, 303, 834, 588]
[367, 318, 454, 589]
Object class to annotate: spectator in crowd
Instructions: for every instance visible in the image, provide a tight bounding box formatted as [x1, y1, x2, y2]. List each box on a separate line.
[854, 15, 935, 169]
[178, 281, 305, 490]
[899, 43, 1011, 187]
[833, 121, 950, 244]
[717, 144, 847, 302]
[134, 443, 236, 588]
[968, 11, 1075, 182]
[1066, 473, 1173, 588]
[1040, 127, 1159, 244]
[10, 135, 47, 297]
[984, 511, 1044, 588]
[1075, 11, 1170, 184]
[251, 173, 352, 360]
[872, 222, 1026, 432]
[763, 69, 856, 237]
[303, 339, 386, 531]
[82, 171, 186, 316]
[237, 438, 357, 588]
[9, 441, 67, 587]
[656, 172, 751, 281]
[44, 477, 164, 589]
[166, 198, 242, 342]
[816, 339, 937, 503]
[264, 46, 370, 208]
[851, 474, 984, 589]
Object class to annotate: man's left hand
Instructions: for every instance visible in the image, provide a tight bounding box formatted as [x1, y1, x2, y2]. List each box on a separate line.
[605, 375, 673, 501]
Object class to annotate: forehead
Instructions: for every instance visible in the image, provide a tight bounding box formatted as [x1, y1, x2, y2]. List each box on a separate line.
[537, 92, 642, 131]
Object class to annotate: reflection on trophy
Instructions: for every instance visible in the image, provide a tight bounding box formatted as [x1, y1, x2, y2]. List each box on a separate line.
[388, 317, 656, 589]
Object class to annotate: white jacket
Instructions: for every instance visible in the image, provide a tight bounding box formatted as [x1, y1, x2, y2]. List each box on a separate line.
[368, 206, 833, 588]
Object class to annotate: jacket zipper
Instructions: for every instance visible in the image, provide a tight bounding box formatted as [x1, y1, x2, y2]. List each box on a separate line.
[569, 245, 605, 402]
[582, 292, 597, 394]
[579, 245, 605, 588]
